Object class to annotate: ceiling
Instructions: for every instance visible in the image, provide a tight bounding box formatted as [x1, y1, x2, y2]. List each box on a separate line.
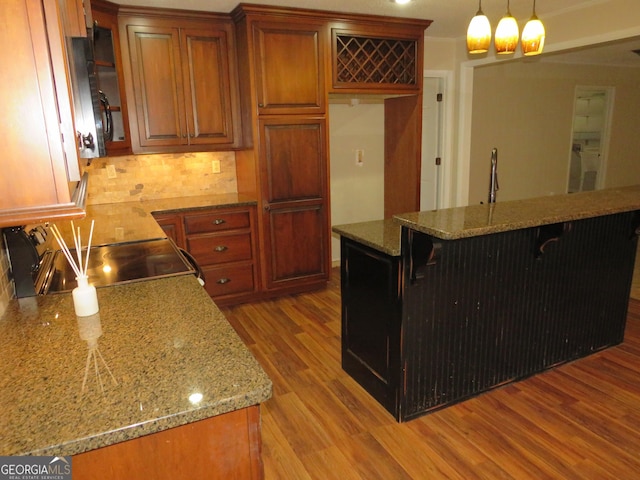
[111, 0, 640, 67]
[110, 0, 590, 38]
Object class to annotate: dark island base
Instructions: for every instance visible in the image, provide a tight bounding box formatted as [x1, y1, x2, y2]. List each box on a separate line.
[341, 211, 639, 422]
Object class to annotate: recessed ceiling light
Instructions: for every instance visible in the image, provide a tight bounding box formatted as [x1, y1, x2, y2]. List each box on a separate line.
[391, 0, 412, 5]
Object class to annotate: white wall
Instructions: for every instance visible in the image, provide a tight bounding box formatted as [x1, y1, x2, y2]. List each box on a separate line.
[454, 0, 640, 206]
[329, 101, 385, 262]
[467, 61, 640, 205]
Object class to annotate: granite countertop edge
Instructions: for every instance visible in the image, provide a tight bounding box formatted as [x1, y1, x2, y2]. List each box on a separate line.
[394, 186, 640, 240]
[332, 187, 640, 254]
[31, 386, 273, 457]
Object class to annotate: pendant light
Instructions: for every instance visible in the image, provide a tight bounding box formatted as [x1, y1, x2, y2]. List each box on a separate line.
[494, 0, 519, 54]
[521, 0, 546, 55]
[467, 0, 492, 54]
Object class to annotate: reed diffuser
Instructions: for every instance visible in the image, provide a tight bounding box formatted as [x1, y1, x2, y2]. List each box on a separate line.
[51, 220, 99, 317]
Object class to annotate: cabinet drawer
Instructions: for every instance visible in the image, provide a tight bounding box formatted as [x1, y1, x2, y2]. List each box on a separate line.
[185, 210, 250, 234]
[187, 233, 252, 265]
[203, 264, 255, 297]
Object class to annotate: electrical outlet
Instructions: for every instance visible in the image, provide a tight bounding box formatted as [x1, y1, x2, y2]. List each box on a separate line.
[211, 160, 221, 174]
[115, 227, 124, 241]
[106, 164, 117, 179]
[355, 149, 364, 166]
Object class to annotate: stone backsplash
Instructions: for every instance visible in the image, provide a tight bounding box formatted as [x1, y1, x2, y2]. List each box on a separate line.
[84, 151, 238, 205]
[1, 151, 239, 306]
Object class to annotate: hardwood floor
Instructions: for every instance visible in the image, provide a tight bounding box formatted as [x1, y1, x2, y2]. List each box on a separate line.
[221, 268, 640, 479]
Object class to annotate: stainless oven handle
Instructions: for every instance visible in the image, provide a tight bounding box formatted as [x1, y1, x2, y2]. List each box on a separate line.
[178, 248, 205, 287]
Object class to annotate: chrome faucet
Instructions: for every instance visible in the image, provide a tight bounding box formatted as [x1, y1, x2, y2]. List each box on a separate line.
[488, 148, 499, 203]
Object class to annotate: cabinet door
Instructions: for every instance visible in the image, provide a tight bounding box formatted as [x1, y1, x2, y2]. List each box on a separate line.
[93, 3, 131, 155]
[253, 21, 325, 115]
[0, 0, 85, 227]
[258, 117, 329, 288]
[125, 25, 187, 149]
[152, 213, 185, 248]
[180, 27, 237, 145]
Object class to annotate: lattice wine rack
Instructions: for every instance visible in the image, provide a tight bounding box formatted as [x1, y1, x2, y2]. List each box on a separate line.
[334, 34, 418, 86]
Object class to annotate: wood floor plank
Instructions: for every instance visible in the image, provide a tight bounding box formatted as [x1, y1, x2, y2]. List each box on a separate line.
[221, 268, 640, 479]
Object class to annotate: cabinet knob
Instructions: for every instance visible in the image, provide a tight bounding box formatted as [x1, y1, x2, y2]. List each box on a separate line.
[212, 219, 226, 225]
[258, 103, 264, 108]
[217, 277, 231, 284]
[189, 133, 194, 138]
[182, 134, 187, 138]
[214, 245, 228, 252]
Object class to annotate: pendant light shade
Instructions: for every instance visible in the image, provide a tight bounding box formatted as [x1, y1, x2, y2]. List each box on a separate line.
[521, 0, 545, 55]
[494, 1, 519, 54]
[467, 1, 492, 54]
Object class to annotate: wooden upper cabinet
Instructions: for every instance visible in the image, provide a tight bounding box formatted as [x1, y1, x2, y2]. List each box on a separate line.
[182, 28, 238, 146]
[58, 0, 92, 37]
[0, 0, 86, 228]
[252, 20, 325, 115]
[118, 12, 241, 154]
[329, 20, 431, 94]
[92, 0, 132, 156]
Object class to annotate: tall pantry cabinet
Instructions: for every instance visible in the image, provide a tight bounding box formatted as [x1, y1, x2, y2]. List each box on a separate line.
[233, 6, 330, 296]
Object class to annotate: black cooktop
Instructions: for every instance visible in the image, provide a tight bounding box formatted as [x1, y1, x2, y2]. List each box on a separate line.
[38, 238, 195, 294]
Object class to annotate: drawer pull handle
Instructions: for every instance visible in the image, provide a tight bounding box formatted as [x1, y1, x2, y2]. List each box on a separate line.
[213, 219, 226, 225]
[214, 245, 228, 252]
[217, 277, 231, 284]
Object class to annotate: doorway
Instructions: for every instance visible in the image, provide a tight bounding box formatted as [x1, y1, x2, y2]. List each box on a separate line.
[567, 86, 614, 193]
[420, 76, 443, 210]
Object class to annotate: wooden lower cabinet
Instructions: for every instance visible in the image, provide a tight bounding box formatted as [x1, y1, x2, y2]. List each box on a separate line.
[256, 116, 330, 293]
[153, 205, 259, 306]
[73, 406, 263, 480]
[152, 212, 185, 248]
[340, 236, 402, 417]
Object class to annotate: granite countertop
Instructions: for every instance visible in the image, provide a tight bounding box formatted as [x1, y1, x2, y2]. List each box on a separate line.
[395, 186, 640, 240]
[52, 193, 257, 247]
[0, 275, 272, 456]
[332, 219, 401, 256]
[332, 187, 640, 254]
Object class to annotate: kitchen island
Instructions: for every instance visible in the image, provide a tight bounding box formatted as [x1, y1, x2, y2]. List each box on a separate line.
[0, 275, 271, 478]
[333, 186, 640, 422]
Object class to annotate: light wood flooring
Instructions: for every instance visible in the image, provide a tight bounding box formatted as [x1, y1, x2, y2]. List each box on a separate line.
[221, 269, 640, 479]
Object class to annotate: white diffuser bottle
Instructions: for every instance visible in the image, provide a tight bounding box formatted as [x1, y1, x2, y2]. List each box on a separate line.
[73, 275, 99, 317]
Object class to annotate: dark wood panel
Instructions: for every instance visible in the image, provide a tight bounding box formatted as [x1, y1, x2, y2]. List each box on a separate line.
[184, 210, 251, 234]
[263, 204, 328, 288]
[188, 232, 253, 265]
[260, 118, 327, 203]
[384, 95, 422, 218]
[253, 20, 325, 114]
[203, 262, 255, 298]
[127, 25, 185, 145]
[182, 28, 236, 144]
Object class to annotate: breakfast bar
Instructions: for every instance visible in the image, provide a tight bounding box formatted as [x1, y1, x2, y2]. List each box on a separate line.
[334, 186, 640, 422]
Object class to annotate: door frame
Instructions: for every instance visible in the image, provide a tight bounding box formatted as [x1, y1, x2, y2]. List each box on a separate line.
[423, 69, 455, 209]
[567, 85, 615, 192]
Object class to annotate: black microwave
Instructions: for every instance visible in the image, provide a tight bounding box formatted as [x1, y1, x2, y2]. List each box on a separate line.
[67, 35, 106, 159]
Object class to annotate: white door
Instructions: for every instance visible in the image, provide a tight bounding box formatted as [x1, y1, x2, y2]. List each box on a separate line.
[567, 86, 614, 193]
[420, 77, 443, 210]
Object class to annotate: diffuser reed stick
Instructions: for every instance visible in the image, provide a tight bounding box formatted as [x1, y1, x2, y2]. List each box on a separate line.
[51, 220, 99, 316]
